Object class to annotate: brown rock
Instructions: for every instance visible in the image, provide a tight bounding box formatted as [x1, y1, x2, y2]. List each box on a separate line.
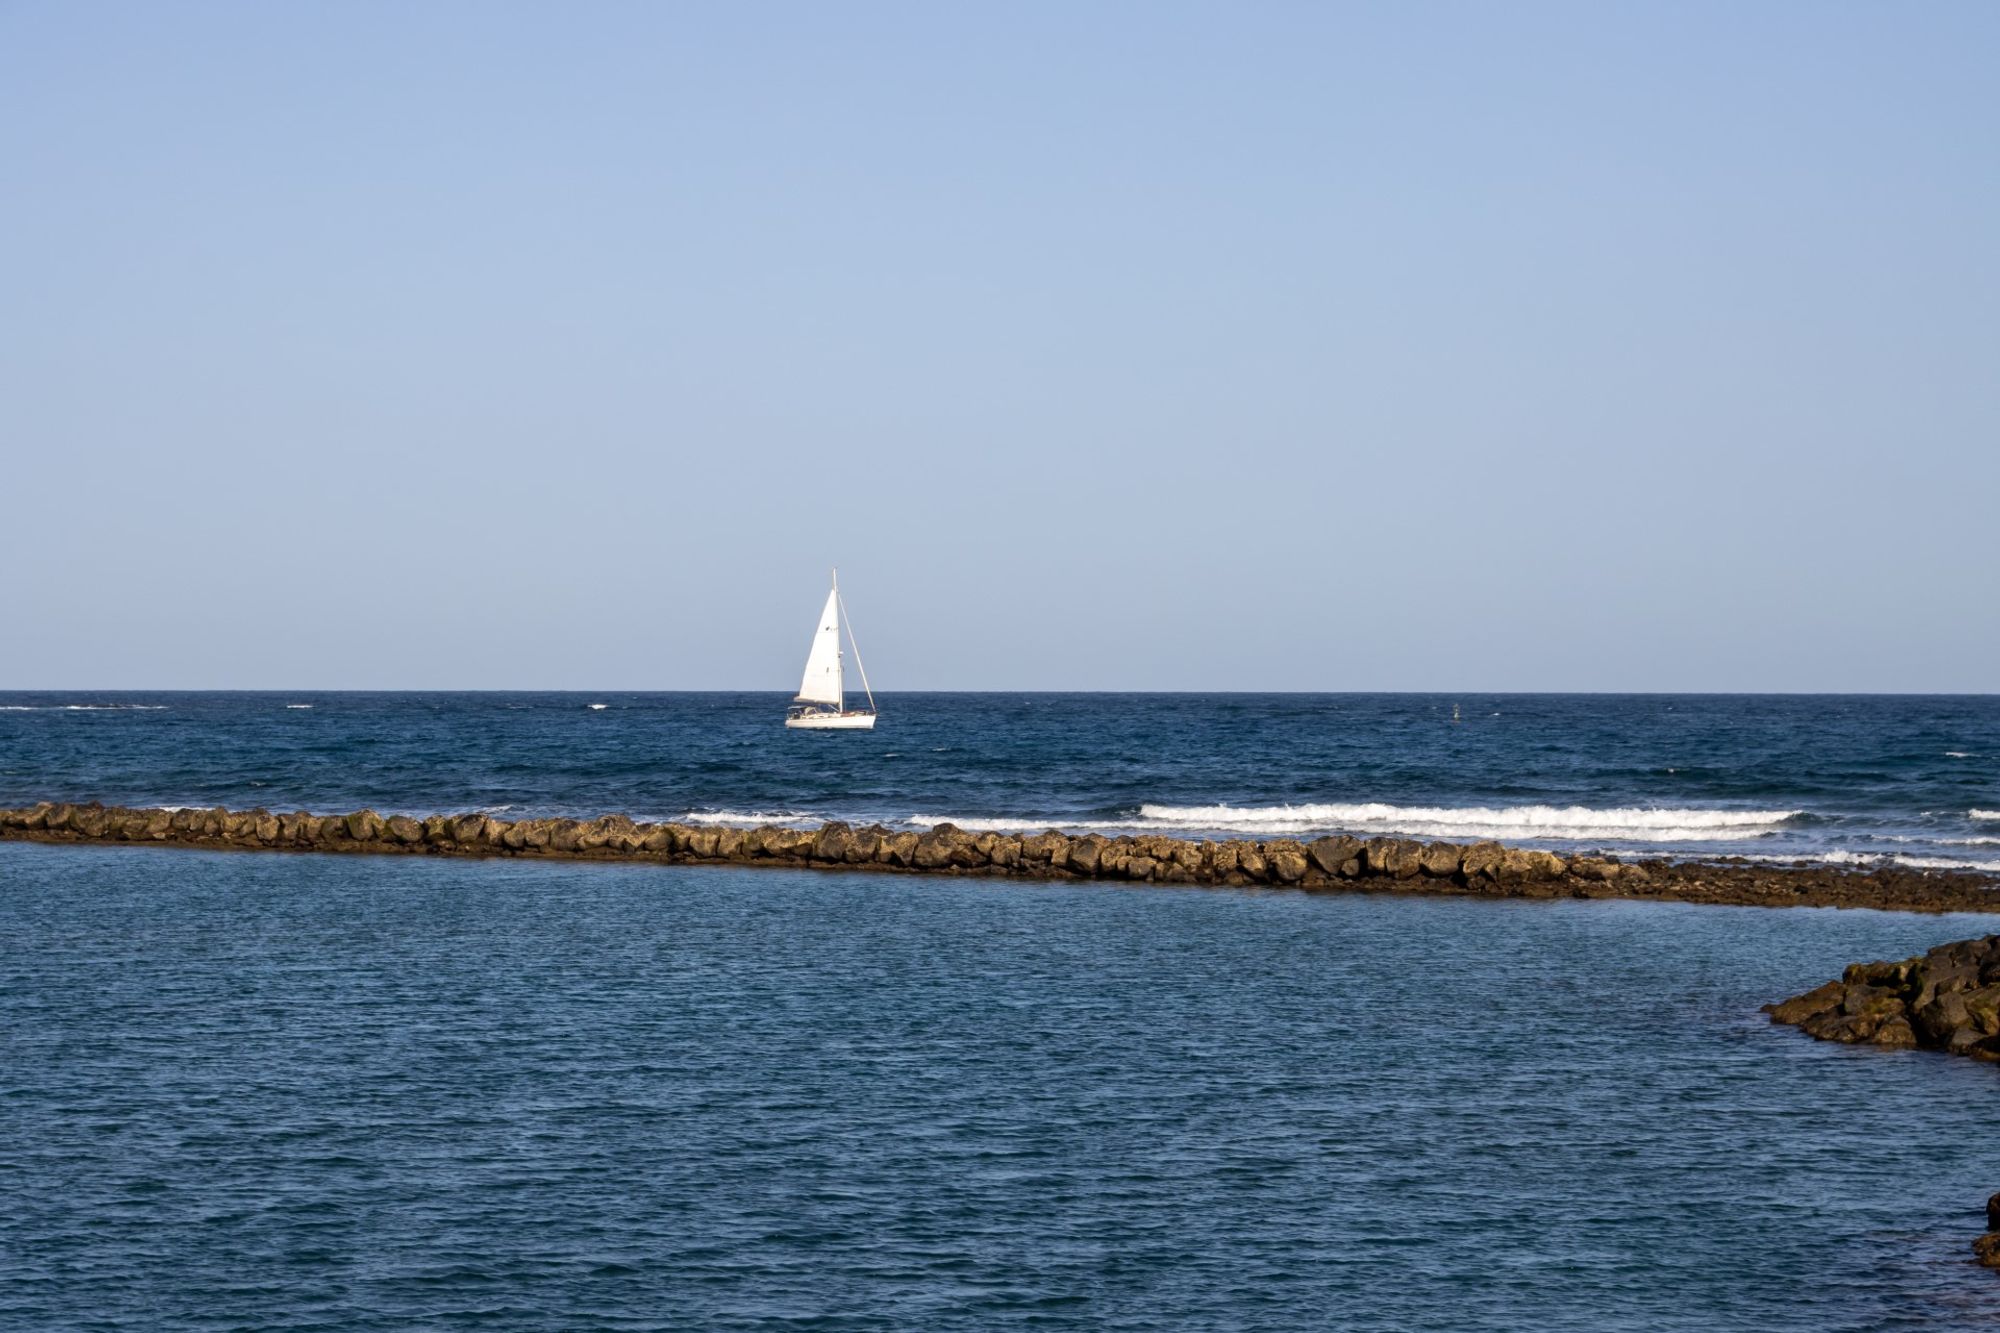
[1419, 841, 1464, 877]
[385, 815, 424, 845]
[345, 810, 383, 842]
[1765, 981, 1845, 1026]
[814, 823, 854, 863]
[1307, 836, 1362, 877]
[1068, 836, 1106, 875]
[1460, 841, 1504, 880]
[1267, 843, 1309, 884]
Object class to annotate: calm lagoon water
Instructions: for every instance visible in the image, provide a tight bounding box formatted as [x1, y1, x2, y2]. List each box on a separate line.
[4, 841, 1999, 1331]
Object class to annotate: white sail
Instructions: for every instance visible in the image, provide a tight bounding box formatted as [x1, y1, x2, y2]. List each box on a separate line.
[795, 587, 844, 706]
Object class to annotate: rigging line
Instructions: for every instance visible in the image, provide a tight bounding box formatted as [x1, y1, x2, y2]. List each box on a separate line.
[837, 588, 877, 715]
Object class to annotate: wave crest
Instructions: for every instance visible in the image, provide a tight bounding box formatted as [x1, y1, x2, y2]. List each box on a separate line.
[1132, 801, 1801, 843]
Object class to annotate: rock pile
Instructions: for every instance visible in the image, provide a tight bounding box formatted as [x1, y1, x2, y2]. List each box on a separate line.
[1765, 935, 2000, 1059]
[4, 800, 1999, 912]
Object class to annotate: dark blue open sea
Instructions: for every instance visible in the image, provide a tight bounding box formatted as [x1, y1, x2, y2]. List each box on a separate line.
[4, 694, 2000, 1329]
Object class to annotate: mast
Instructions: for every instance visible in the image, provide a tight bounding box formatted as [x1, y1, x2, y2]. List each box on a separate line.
[837, 575, 877, 716]
[793, 570, 844, 708]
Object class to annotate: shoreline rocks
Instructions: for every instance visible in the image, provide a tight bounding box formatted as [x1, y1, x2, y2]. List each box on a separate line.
[3, 800, 1998, 913]
[1765, 935, 2000, 1059]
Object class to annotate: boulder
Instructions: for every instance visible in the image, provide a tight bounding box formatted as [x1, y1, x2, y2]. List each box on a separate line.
[1307, 836, 1362, 877]
[344, 809, 384, 841]
[1764, 981, 1845, 1026]
[883, 831, 921, 867]
[384, 815, 424, 845]
[1068, 836, 1106, 875]
[1419, 841, 1464, 878]
[1460, 842, 1504, 880]
[1237, 846, 1269, 882]
[1494, 848, 1567, 883]
[913, 829, 959, 869]
[813, 822, 854, 863]
[1019, 831, 1067, 865]
[1125, 855, 1158, 881]
[1266, 842, 1309, 884]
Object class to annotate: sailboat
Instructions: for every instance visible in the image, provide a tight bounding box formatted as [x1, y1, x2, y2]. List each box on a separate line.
[785, 569, 878, 730]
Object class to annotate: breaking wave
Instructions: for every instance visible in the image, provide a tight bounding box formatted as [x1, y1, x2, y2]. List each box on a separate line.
[682, 809, 821, 828]
[907, 813, 1070, 834]
[1973, 810, 2000, 823]
[1130, 801, 1801, 843]
[1807, 850, 2000, 875]
[0, 704, 167, 712]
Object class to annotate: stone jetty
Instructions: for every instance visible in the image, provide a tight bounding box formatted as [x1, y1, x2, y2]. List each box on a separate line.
[4, 800, 1999, 913]
[1765, 934, 2000, 1059]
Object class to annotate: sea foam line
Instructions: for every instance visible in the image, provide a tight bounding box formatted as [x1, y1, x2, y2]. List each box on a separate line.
[1129, 801, 1801, 843]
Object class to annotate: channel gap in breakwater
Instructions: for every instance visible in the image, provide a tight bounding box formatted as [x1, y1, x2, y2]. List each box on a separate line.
[6, 801, 2000, 913]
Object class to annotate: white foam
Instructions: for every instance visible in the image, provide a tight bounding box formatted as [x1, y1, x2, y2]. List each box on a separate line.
[681, 809, 821, 828]
[907, 813, 1071, 834]
[1751, 849, 2000, 875]
[587, 703, 608, 711]
[1972, 810, 2000, 823]
[0, 704, 166, 711]
[1130, 801, 1801, 843]
[286, 704, 313, 710]
[1946, 751, 1976, 758]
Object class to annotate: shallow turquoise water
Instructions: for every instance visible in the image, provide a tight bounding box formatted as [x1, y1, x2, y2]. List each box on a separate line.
[3, 842, 1998, 1330]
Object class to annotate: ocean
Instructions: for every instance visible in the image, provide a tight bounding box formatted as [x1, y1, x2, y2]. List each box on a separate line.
[2, 692, 1996, 870]
[4, 692, 2000, 1329]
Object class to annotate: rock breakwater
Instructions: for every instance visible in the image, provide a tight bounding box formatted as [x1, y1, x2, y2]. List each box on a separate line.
[1766, 934, 2000, 1059]
[4, 801, 1999, 912]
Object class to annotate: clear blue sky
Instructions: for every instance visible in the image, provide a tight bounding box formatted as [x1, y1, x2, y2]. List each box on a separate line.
[3, 2, 1993, 690]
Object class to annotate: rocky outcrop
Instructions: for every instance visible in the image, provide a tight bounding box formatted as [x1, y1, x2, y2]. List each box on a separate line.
[1765, 935, 2000, 1059]
[2, 800, 1997, 911]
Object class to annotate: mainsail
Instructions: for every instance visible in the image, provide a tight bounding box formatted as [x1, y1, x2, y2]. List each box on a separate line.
[795, 587, 844, 706]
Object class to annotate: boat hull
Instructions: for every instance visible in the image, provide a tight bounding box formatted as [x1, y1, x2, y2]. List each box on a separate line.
[784, 711, 877, 730]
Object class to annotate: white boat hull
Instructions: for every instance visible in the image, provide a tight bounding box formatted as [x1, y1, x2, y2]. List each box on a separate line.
[785, 711, 877, 730]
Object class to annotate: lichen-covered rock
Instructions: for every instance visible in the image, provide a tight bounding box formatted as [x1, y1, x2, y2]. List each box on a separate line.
[344, 809, 383, 841]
